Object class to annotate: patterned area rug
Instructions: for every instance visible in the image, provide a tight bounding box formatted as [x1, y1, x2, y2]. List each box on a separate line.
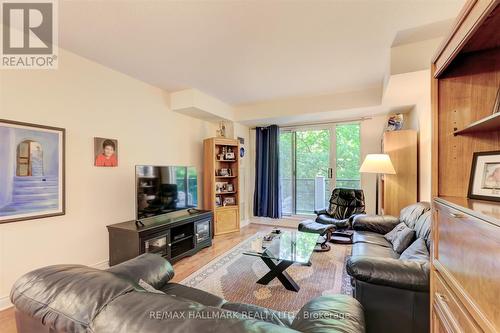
[181, 232, 352, 312]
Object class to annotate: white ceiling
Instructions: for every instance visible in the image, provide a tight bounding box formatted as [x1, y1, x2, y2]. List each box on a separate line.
[59, 0, 464, 105]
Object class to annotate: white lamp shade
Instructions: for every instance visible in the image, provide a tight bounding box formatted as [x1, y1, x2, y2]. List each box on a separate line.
[359, 154, 396, 174]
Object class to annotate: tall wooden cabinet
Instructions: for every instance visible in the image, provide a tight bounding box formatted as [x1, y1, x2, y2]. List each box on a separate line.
[203, 137, 240, 235]
[382, 130, 418, 216]
[431, 1, 500, 332]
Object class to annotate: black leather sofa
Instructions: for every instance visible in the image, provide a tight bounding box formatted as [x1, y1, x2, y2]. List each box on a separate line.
[346, 202, 431, 333]
[11, 253, 366, 333]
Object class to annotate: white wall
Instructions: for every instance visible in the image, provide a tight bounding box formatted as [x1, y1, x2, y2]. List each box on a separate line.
[360, 116, 388, 214]
[406, 99, 432, 202]
[0, 49, 217, 308]
[232, 123, 251, 226]
[383, 70, 432, 202]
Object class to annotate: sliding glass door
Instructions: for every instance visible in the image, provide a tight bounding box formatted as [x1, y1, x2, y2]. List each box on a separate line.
[279, 123, 360, 216]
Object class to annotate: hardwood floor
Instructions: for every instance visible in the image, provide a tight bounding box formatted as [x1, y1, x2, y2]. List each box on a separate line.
[0, 223, 277, 333]
[0, 307, 16, 333]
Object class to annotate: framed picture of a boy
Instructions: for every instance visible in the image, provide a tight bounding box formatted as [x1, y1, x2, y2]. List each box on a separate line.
[94, 137, 118, 167]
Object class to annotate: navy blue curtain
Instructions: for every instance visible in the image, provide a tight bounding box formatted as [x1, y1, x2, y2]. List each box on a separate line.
[253, 125, 282, 218]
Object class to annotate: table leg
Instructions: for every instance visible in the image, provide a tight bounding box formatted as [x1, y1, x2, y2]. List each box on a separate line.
[257, 256, 300, 292]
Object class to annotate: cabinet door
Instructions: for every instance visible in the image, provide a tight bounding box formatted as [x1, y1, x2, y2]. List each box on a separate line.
[214, 207, 239, 235]
[195, 219, 211, 244]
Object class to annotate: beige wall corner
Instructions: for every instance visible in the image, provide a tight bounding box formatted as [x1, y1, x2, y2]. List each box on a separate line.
[170, 88, 235, 122]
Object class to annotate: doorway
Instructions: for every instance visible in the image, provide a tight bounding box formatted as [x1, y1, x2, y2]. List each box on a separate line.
[279, 123, 361, 216]
[16, 140, 43, 177]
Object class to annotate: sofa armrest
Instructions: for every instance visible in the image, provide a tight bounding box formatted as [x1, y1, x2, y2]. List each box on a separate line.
[346, 257, 429, 292]
[107, 253, 175, 289]
[291, 295, 365, 333]
[314, 209, 327, 215]
[352, 214, 399, 234]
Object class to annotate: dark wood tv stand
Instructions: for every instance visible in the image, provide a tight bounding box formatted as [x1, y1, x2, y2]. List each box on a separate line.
[107, 210, 213, 266]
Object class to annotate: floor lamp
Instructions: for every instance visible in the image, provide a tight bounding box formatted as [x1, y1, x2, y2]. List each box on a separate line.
[359, 154, 396, 214]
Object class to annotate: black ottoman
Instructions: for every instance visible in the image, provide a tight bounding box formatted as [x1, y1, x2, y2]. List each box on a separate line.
[298, 220, 336, 252]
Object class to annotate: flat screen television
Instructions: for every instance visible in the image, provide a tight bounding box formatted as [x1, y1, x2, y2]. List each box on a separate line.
[136, 165, 198, 220]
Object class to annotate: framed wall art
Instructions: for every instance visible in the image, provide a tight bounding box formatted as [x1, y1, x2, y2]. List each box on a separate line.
[0, 119, 65, 223]
[468, 151, 500, 202]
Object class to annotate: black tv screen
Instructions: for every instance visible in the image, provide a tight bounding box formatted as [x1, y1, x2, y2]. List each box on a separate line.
[136, 165, 198, 220]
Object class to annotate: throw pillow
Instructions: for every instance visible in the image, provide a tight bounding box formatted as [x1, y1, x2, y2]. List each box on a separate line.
[384, 222, 415, 254]
[400, 238, 429, 261]
[138, 279, 165, 294]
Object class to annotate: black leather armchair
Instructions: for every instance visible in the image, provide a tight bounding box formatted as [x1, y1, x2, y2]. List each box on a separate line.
[315, 188, 366, 229]
[299, 188, 366, 250]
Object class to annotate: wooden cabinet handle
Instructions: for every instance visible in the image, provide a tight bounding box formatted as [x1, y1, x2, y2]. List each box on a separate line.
[449, 212, 464, 219]
[437, 293, 449, 304]
[434, 292, 461, 333]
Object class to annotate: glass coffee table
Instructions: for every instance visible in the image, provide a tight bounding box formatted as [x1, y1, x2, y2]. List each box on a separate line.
[243, 230, 319, 292]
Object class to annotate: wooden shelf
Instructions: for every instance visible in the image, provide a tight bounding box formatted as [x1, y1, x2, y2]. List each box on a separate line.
[215, 175, 237, 178]
[435, 196, 500, 228]
[216, 159, 238, 163]
[216, 191, 236, 195]
[454, 112, 500, 135]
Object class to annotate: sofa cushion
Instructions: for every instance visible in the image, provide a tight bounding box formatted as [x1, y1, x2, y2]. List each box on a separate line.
[291, 295, 365, 333]
[346, 257, 430, 292]
[352, 214, 400, 234]
[10, 265, 136, 333]
[399, 202, 430, 228]
[413, 210, 432, 244]
[384, 223, 415, 254]
[400, 238, 429, 261]
[352, 242, 400, 259]
[107, 253, 174, 289]
[160, 282, 226, 308]
[353, 231, 392, 248]
[222, 302, 294, 327]
[91, 291, 296, 333]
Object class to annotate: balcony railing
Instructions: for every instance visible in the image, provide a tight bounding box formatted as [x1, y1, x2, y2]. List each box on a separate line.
[280, 177, 360, 215]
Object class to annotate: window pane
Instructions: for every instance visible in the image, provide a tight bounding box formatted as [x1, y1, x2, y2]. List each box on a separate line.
[296, 130, 330, 215]
[279, 131, 293, 215]
[336, 124, 361, 189]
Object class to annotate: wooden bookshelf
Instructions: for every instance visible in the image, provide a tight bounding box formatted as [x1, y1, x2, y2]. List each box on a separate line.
[203, 137, 240, 235]
[430, 1, 500, 332]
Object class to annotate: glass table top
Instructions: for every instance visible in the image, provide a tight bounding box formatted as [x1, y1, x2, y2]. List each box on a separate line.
[243, 231, 319, 264]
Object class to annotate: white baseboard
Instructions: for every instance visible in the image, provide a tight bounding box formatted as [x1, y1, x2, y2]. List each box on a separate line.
[92, 259, 110, 270]
[250, 217, 301, 229]
[0, 259, 110, 312]
[0, 295, 11, 311]
[240, 219, 250, 227]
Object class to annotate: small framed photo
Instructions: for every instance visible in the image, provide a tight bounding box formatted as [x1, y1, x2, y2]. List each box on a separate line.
[226, 183, 234, 192]
[223, 197, 235, 206]
[217, 168, 229, 176]
[94, 137, 118, 167]
[225, 152, 235, 160]
[468, 151, 500, 202]
[215, 182, 227, 193]
[215, 196, 222, 207]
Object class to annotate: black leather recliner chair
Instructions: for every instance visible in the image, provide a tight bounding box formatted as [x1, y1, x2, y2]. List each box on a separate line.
[315, 188, 366, 228]
[299, 188, 366, 247]
[346, 202, 432, 333]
